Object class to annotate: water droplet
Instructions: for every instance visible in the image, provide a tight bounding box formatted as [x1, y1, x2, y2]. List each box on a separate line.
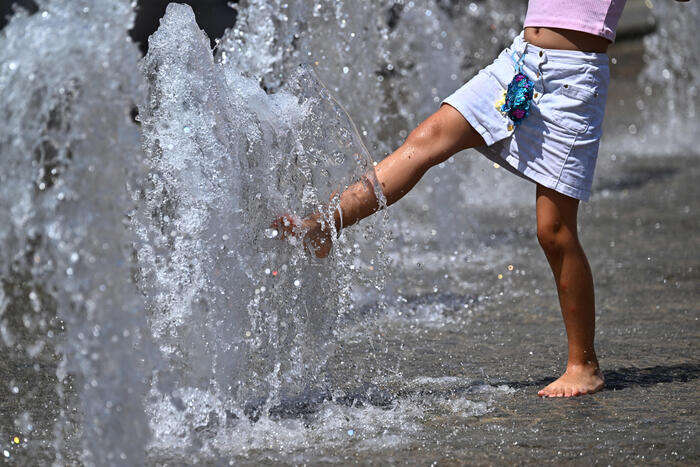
[264, 228, 278, 238]
[347, 429, 354, 436]
[294, 279, 301, 287]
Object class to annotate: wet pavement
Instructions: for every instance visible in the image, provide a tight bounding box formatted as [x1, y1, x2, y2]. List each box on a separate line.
[310, 152, 700, 465]
[7, 154, 695, 465]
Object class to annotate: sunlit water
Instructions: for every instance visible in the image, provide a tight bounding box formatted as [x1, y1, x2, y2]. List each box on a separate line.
[0, 0, 697, 463]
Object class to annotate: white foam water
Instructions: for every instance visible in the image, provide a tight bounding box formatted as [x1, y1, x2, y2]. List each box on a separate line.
[135, 4, 389, 455]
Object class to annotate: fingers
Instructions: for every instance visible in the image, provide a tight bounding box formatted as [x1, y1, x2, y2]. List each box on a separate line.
[270, 212, 334, 258]
[270, 213, 300, 239]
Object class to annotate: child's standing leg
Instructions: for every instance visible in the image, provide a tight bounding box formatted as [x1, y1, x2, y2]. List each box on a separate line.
[535, 185, 604, 397]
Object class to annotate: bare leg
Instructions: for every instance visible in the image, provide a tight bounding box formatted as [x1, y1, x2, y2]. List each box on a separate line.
[275, 103, 485, 257]
[535, 185, 604, 397]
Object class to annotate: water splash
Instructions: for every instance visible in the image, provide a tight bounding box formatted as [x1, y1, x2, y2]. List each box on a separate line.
[221, 0, 525, 156]
[638, 0, 699, 154]
[135, 3, 390, 455]
[0, 0, 148, 463]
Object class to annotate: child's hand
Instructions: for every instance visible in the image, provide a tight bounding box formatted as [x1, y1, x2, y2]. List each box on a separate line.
[270, 213, 300, 240]
[270, 213, 334, 259]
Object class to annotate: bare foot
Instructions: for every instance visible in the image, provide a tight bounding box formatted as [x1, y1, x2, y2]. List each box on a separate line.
[271, 213, 334, 258]
[538, 363, 605, 397]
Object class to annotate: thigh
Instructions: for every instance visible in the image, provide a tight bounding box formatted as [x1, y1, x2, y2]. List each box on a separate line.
[402, 103, 486, 169]
[412, 104, 485, 159]
[432, 102, 486, 155]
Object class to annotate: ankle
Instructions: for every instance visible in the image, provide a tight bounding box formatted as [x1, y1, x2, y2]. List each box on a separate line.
[566, 359, 600, 373]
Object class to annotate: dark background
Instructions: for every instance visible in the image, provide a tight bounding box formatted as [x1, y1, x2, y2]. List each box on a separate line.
[0, 0, 239, 53]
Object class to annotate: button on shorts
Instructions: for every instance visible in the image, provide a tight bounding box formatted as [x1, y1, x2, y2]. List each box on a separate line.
[441, 31, 610, 201]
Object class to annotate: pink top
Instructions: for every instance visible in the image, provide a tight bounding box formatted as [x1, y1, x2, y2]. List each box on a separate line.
[524, 0, 627, 42]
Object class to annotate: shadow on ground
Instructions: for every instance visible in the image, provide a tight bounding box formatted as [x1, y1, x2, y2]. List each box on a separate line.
[498, 363, 700, 391]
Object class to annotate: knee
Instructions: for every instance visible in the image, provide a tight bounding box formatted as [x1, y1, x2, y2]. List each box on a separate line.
[407, 118, 443, 148]
[537, 217, 577, 255]
[405, 118, 446, 168]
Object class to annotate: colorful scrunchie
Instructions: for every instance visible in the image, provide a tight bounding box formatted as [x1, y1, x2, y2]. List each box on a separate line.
[500, 51, 534, 127]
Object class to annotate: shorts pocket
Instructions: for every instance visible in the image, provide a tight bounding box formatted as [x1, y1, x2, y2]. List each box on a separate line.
[546, 83, 598, 134]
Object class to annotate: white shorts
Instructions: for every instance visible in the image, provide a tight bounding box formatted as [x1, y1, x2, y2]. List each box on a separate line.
[441, 31, 610, 201]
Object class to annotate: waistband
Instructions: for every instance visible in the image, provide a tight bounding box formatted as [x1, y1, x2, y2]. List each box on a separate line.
[511, 31, 609, 67]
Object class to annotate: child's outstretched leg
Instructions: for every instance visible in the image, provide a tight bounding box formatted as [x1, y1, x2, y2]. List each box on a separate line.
[535, 185, 604, 397]
[274, 104, 484, 257]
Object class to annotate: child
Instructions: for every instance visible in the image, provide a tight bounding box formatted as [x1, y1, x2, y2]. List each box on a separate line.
[273, 0, 684, 397]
